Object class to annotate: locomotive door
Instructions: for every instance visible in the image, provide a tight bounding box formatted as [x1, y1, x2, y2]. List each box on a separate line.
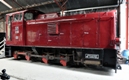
[37, 24, 47, 46]
[47, 23, 59, 46]
[83, 19, 98, 48]
[29, 23, 47, 46]
[59, 22, 70, 46]
[6, 15, 13, 45]
[71, 21, 84, 47]
[12, 13, 24, 45]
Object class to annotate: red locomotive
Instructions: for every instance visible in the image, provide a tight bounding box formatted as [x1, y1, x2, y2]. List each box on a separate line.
[5, 9, 120, 72]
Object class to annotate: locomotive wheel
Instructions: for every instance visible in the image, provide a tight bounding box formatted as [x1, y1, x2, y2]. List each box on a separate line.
[60, 57, 67, 66]
[60, 60, 67, 66]
[13, 51, 18, 59]
[25, 52, 31, 61]
[42, 55, 48, 64]
[25, 55, 30, 61]
[42, 58, 48, 64]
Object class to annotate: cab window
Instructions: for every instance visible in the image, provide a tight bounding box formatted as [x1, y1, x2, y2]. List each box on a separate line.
[14, 13, 23, 21]
[19, 13, 22, 20]
[24, 13, 33, 20]
[8, 16, 13, 23]
[14, 14, 19, 21]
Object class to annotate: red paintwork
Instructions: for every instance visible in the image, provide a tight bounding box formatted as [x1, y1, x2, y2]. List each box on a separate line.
[60, 59, 67, 66]
[6, 11, 26, 46]
[13, 53, 18, 59]
[37, 13, 59, 19]
[16, 52, 26, 55]
[6, 10, 117, 49]
[25, 55, 30, 61]
[60, 56, 67, 66]
[42, 57, 48, 64]
[115, 38, 120, 44]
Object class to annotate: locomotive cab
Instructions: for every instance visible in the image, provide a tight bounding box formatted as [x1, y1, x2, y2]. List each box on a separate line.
[6, 11, 25, 46]
[24, 10, 44, 21]
[6, 10, 43, 46]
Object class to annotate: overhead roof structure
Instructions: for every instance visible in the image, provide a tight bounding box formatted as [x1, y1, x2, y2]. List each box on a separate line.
[0, 0, 119, 32]
[0, 0, 118, 15]
[0, 1, 10, 11]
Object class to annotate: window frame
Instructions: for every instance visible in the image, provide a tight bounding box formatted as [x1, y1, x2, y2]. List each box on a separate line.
[13, 13, 23, 22]
[24, 12, 34, 20]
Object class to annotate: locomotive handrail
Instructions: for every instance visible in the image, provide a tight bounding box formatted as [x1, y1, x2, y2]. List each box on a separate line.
[62, 5, 119, 13]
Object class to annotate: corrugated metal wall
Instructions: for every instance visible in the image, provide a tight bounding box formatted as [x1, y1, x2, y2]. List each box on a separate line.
[0, 0, 118, 32]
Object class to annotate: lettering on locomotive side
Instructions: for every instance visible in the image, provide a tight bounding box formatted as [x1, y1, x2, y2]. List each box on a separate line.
[15, 26, 19, 34]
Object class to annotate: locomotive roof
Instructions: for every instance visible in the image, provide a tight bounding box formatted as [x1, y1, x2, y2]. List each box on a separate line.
[6, 9, 44, 16]
[6, 10, 27, 16]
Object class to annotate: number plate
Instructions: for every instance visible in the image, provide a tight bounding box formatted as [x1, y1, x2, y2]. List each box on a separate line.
[85, 54, 99, 59]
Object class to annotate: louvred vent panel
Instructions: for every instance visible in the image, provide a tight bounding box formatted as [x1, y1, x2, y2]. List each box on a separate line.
[47, 23, 59, 34]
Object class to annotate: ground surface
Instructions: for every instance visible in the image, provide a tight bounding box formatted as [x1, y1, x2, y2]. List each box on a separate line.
[0, 58, 128, 80]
